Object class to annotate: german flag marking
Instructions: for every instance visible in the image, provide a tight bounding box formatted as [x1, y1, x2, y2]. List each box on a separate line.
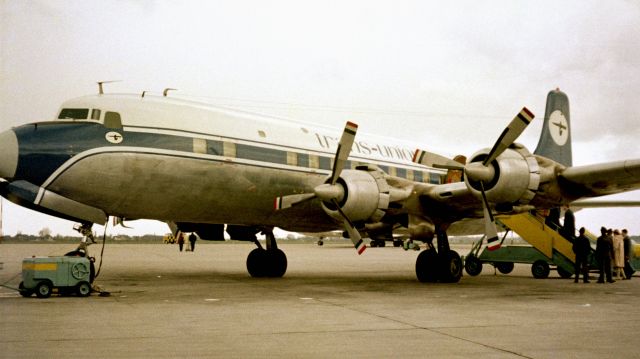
[345, 122, 358, 135]
[522, 107, 534, 119]
[486, 236, 500, 251]
[412, 149, 422, 163]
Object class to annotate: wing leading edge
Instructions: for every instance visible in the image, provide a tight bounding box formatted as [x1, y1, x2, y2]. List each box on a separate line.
[559, 159, 640, 198]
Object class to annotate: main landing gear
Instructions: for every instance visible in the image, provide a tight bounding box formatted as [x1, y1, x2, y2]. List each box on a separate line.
[246, 230, 287, 278]
[415, 230, 463, 283]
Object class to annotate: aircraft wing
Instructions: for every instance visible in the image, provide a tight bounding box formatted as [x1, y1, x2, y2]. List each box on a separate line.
[560, 159, 640, 197]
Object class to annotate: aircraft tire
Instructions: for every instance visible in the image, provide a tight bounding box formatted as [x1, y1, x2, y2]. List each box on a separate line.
[531, 260, 550, 279]
[416, 249, 439, 283]
[496, 262, 514, 274]
[266, 249, 287, 278]
[247, 248, 268, 277]
[464, 255, 483, 276]
[439, 250, 463, 283]
[247, 248, 288, 278]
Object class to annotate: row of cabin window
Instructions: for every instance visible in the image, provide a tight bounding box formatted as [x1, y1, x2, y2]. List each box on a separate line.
[58, 108, 442, 184]
[196, 138, 442, 184]
[58, 108, 122, 129]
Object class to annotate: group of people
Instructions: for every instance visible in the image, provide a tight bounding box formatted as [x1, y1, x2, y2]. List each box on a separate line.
[573, 226, 632, 283]
[177, 232, 198, 252]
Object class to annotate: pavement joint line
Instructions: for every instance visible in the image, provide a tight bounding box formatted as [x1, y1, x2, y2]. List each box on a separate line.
[312, 297, 533, 358]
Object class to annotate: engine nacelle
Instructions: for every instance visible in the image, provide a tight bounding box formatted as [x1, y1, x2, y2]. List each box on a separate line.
[321, 168, 390, 223]
[465, 145, 540, 206]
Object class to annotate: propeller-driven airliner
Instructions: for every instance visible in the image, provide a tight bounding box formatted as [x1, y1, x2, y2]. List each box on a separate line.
[1, 87, 638, 282]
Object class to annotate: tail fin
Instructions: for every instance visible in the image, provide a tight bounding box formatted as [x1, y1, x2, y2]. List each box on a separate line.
[533, 89, 572, 166]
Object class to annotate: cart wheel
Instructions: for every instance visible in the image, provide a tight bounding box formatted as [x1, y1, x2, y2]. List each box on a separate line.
[464, 255, 483, 276]
[496, 262, 514, 274]
[76, 281, 91, 297]
[18, 281, 32, 297]
[531, 260, 550, 279]
[557, 267, 573, 279]
[35, 281, 53, 298]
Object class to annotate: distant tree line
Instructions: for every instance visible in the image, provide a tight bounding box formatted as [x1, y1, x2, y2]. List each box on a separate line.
[0, 233, 164, 244]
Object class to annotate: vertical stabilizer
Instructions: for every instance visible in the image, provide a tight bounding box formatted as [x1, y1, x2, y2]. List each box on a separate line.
[534, 89, 572, 166]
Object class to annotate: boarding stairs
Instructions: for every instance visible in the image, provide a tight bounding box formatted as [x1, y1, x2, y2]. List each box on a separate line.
[496, 212, 577, 275]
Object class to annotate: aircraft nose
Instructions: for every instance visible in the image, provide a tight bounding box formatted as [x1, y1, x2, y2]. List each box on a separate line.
[0, 129, 18, 179]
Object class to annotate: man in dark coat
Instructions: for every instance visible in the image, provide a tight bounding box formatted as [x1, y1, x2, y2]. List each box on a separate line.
[573, 227, 591, 283]
[189, 233, 197, 252]
[562, 209, 576, 242]
[622, 229, 632, 280]
[596, 227, 615, 283]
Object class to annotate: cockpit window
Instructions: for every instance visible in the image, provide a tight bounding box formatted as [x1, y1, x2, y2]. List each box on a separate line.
[58, 108, 89, 120]
[91, 109, 101, 120]
[104, 111, 122, 129]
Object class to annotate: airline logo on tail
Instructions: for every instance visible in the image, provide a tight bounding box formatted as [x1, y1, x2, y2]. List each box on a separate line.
[548, 110, 569, 146]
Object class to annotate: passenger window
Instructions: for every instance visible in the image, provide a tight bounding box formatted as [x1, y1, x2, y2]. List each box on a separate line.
[104, 112, 122, 129]
[91, 109, 101, 120]
[58, 108, 89, 120]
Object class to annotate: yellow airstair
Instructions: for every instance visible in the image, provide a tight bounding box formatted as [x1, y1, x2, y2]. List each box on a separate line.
[496, 212, 577, 276]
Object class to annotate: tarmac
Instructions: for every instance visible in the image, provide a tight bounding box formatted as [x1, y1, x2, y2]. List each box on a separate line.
[0, 241, 638, 358]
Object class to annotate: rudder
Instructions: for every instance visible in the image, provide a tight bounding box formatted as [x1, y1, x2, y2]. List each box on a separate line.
[533, 89, 572, 167]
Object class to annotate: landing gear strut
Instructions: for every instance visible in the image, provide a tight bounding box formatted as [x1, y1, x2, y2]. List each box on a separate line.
[246, 230, 287, 278]
[415, 230, 463, 283]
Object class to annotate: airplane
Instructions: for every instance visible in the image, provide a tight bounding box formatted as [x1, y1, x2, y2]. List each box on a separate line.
[1, 87, 639, 283]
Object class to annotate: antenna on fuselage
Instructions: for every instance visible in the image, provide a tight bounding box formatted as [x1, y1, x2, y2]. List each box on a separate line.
[97, 80, 121, 95]
[141, 91, 147, 98]
[163, 88, 177, 97]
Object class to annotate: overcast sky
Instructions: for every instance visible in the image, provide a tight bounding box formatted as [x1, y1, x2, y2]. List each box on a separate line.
[1, 0, 639, 237]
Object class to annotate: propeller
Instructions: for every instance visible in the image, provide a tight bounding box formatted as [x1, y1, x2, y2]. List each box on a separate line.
[413, 107, 534, 250]
[275, 121, 366, 254]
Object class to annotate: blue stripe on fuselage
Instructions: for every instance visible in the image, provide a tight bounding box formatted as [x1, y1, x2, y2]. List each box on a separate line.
[15, 122, 104, 186]
[14, 122, 195, 186]
[13, 121, 444, 188]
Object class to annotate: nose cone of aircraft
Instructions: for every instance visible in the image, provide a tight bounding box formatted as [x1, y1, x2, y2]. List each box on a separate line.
[0, 129, 18, 179]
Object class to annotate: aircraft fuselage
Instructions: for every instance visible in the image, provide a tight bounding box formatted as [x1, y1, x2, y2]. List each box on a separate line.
[0, 94, 443, 232]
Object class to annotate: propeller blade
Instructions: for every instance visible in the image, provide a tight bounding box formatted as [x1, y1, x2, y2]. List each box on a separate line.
[329, 121, 358, 185]
[332, 199, 366, 255]
[479, 181, 500, 250]
[274, 193, 316, 210]
[483, 107, 535, 166]
[413, 149, 464, 170]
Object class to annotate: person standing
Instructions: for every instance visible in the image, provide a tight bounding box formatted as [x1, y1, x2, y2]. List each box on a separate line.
[613, 229, 626, 279]
[622, 229, 632, 280]
[177, 233, 185, 252]
[189, 233, 197, 252]
[562, 208, 576, 242]
[572, 227, 591, 283]
[596, 227, 615, 283]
